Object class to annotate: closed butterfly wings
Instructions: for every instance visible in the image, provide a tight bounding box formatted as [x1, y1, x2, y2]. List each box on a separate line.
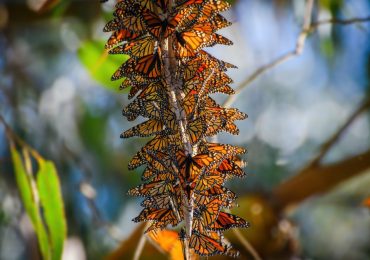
[102, 0, 249, 257]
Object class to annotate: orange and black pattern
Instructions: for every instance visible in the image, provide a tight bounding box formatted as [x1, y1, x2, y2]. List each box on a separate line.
[103, 0, 249, 257]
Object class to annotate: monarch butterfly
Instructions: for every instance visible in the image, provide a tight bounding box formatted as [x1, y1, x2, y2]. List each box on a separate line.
[153, 0, 170, 12]
[105, 29, 140, 50]
[119, 76, 155, 92]
[173, 29, 209, 58]
[133, 207, 180, 226]
[175, 5, 203, 30]
[128, 151, 146, 170]
[197, 50, 238, 70]
[208, 33, 234, 47]
[200, 0, 231, 18]
[176, 150, 214, 170]
[187, 117, 206, 144]
[194, 174, 224, 192]
[175, 0, 203, 8]
[195, 184, 235, 198]
[194, 191, 236, 210]
[141, 194, 178, 209]
[205, 143, 247, 160]
[215, 158, 246, 179]
[181, 90, 197, 116]
[109, 35, 157, 58]
[145, 221, 167, 233]
[189, 230, 225, 256]
[122, 119, 167, 138]
[142, 7, 189, 39]
[122, 96, 171, 121]
[141, 166, 158, 181]
[193, 197, 222, 228]
[105, 4, 146, 33]
[176, 150, 217, 198]
[149, 153, 175, 173]
[113, 52, 162, 80]
[142, 134, 171, 153]
[128, 179, 174, 197]
[197, 14, 232, 31]
[207, 211, 250, 231]
[179, 58, 203, 81]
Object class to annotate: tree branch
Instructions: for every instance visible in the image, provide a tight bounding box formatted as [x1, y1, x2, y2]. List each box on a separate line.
[223, 1, 370, 108]
[272, 97, 370, 209]
[273, 149, 370, 209]
[0, 114, 43, 161]
[308, 98, 370, 167]
[311, 16, 370, 27]
[232, 228, 262, 260]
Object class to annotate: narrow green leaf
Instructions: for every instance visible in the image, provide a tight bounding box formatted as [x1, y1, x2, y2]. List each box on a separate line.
[37, 160, 67, 260]
[10, 145, 51, 260]
[77, 40, 129, 92]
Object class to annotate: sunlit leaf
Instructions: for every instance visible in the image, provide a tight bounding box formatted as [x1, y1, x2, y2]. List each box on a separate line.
[77, 40, 128, 92]
[10, 144, 51, 260]
[36, 159, 67, 260]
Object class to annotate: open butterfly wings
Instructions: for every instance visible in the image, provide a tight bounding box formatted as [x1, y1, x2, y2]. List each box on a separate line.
[103, 0, 249, 257]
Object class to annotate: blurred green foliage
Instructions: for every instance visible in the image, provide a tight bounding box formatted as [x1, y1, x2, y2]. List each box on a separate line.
[78, 40, 128, 92]
[10, 144, 66, 260]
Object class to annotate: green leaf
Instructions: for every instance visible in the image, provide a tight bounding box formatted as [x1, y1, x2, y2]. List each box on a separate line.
[77, 40, 129, 92]
[10, 145, 51, 260]
[37, 160, 67, 260]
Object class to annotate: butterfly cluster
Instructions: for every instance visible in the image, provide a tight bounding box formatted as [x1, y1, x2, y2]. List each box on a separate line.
[103, 0, 249, 257]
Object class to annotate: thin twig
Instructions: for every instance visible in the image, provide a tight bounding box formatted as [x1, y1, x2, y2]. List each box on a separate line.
[223, 1, 370, 108]
[133, 232, 147, 260]
[0, 114, 43, 161]
[232, 229, 262, 260]
[308, 97, 370, 168]
[273, 148, 370, 209]
[311, 16, 370, 27]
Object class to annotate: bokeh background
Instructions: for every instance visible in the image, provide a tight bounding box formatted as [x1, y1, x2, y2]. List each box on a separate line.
[0, 0, 370, 259]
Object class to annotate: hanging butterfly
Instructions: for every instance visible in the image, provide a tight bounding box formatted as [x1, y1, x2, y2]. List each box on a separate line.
[207, 211, 250, 231]
[121, 119, 168, 138]
[192, 197, 223, 229]
[105, 29, 141, 50]
[109, 35, 158, 59]
[128, 179, 174, 197]
[189, 230, 226, 256]
[112, 51, 162, 80]
[142, 7, 190, 39]
[133, 207, 181, 226]
[105, 4, 146, 33]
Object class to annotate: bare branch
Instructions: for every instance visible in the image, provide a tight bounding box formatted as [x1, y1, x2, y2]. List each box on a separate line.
[272, 98, 370, 209]
[223, 1, 370, 108]
[273, 149, 370, 209]
[0, 114, 43, 161]
[311, 16, 370, 27]
[133, 232, 147, 260]
[232, 228, 262, 260]
[308, 98, 370, 167]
